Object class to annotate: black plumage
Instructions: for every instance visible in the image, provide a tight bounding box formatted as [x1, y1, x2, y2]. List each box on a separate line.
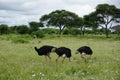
[55, 47, 72, 63]
[34, 45, 56, 61]
[76, 46, 93, 62]
[34, 45, 55, 56]
[76, 46, 93, 55]
[34, 35, 56, 61]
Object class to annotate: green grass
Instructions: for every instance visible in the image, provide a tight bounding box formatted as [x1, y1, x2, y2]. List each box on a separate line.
[0, 34, 120, 80]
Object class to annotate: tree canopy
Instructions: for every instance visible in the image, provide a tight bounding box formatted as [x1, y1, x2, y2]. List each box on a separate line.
[29, 21, 43, 33]
[95, 4, 120, 37]
[40, 10, 79, 34]
[83, 4, 120, 37]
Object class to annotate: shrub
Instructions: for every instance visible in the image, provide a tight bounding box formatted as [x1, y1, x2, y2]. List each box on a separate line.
[31, 30, 45, 38]
[16, 25, 29, 34]
[63, 28, 71, 35]
[71, 28, 81, 35]
[0, 24, 9, 34]
[12, 38, 29, 43]
[42, 28, 59, 34]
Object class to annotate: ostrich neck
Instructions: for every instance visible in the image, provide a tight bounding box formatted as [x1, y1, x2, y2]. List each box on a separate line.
[34, 47, 38, 52]
[34, 36, 38, 47]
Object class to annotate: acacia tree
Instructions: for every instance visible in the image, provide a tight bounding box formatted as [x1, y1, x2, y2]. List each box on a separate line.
[40, 10, 79, 35]
[71, 17, 84, 35]
[95, 4, 120, 38]
[83, 12, 99, 35]
[84, 4, 120, 37]
[29, 21, 43, 33]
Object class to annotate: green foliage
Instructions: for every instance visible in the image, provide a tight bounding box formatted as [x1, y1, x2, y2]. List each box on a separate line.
[0, 4, 120, 38]
[96, 4, 120, 37]
[12, 38, 29, 43]
[63, 28, 81, 35]
[29, 21, 43, 33]
[4, 34, 31, 43]
[31, 30, 45, 38]
[71, 17, 83, 28]
[16, 25, 29, 34]
[40, 10, 79, 34]
[0, 24, 9, 34]
[9, 26, 17, 34]
[71, 28, 81, 35]
[63, 28, 71, 35]
[83, 4, 120, 38]
[42, 28, 59, 34]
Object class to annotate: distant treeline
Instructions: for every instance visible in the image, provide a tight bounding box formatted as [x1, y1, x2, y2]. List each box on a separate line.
[0, 24, 118, 38]
[0, 4, 120, 38]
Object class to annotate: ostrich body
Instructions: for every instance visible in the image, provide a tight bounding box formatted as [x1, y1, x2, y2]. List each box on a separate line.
[34, 45, 56, 56]
[76, 46, 93, 62]
[55, 47, 72, 63]
[34, 35, 56, 61]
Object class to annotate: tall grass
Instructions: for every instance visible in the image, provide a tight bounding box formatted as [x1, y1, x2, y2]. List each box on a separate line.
[0, 34, 120, 80]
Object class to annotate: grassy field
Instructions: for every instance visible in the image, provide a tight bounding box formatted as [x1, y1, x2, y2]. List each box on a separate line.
[0, 34, 120, 80]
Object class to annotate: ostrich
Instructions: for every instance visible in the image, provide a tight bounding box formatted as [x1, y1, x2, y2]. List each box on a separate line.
[54, 47, 72, 63]
[75, 46, 93, 62]
[34, 35, 56, 61]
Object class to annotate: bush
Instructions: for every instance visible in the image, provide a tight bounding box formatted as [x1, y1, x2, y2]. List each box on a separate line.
[71, 28, 81, 35]
[16, 25, 29, 34]
[42, 28, 59, 34]
[12, 38, 29, 43]
[0, 24, 9, 34]
[31, 30, 45, 38]
[63, 28, 71, 35]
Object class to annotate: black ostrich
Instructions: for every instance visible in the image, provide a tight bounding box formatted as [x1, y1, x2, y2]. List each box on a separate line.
[34, 35, 56, 61]
[54, 47, 72, 63]
[75, 46, 93, 62]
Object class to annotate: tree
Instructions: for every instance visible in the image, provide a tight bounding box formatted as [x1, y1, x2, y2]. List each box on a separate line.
[95, 4, 120, 38]
[29, 21, 43, 33]
[71, 17, 84, 35]
[40, 10, 79, 35]
[9, 26, 17, 33]
[16, 25, 29, 34]
[0, 24, 9, 34]
[83, 12, 99, 35]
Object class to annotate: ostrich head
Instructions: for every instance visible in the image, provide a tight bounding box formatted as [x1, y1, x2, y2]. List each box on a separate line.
[33, 35, 37, 38]
[34, 47, 38, 52]
[51, 47, 57, 52]
[75, 50, 79, 54]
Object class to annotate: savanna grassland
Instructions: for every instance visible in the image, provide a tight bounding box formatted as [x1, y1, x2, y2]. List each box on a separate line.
[0, 34, 120, 80]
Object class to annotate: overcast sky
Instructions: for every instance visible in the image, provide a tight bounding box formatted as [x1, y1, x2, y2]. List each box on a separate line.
[0, 0, 120, 26]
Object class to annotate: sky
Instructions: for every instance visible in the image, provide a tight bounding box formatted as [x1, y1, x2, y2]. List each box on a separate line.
[0, 0, 120, 26]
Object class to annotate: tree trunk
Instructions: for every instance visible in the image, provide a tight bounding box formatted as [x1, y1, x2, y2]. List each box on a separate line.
[105, 25, 109, 38]
[80, 27, 85, 36]
[59, 30, 62, 35]
[82, 27, 85, 36]
[58, 25, 65, 36]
